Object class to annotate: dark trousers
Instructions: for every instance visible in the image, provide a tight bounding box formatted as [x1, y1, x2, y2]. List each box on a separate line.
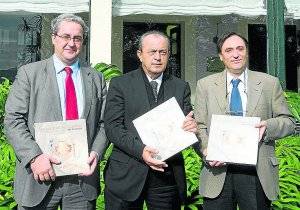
[203, 165, 271, 210]
[105, 169, 181, 210]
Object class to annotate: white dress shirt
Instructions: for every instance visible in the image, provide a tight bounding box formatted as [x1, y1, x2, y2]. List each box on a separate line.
[146, 73, 163, 94]
[53, 54, 84, 120]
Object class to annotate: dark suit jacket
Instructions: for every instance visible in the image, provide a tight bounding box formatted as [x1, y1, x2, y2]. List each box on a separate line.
[4, 57, 108, 207]
[104, 69, 192, 202]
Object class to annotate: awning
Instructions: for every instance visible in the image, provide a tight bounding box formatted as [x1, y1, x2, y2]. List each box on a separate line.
[112, 0, 267, 17]
[0, 0, 89, 14]
[285, 0, 300, 19]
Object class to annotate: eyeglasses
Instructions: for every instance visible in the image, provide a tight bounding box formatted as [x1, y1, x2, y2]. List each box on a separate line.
[55, 34, 83, 43]
[141, 49, 169, 56]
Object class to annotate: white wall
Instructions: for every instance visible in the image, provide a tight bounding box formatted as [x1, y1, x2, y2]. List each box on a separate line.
[90, 0, 112, 65]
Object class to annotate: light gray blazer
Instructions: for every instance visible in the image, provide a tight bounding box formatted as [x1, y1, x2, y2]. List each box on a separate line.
[4, 57, 107, 207]
[194, 70, 295, 201]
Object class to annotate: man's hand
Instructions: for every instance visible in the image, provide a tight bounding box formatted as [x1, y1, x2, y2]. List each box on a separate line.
[30, 154, 60, 182]
[208, 160, 226, 167]
[182, 111, 197, 133]
[202, 149, 226, 167]
[255, 120, 267, 141]
[142, 146, 168, 172]
[80, 151, 98, 176]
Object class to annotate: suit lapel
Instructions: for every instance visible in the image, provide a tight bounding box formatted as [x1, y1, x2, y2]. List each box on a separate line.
[246, 70, 263, 117]
[213, 71, 228, 114]
[45, 58, 63, 121]
[81, 66, 93, 119]
[133, 69, 150, 113]
[162, 74, 175, 101]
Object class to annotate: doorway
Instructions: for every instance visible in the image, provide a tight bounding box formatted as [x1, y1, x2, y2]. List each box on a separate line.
[123, 22, 182, 78]
[248, 24, 298, 91]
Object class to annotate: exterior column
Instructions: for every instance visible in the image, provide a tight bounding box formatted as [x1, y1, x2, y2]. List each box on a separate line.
[89, 0, 112, 65]
[267, 0, 286, 89]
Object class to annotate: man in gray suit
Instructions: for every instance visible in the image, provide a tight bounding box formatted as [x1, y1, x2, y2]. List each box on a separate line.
[194, 32, 295, 210]
[4, 14, 107, 209]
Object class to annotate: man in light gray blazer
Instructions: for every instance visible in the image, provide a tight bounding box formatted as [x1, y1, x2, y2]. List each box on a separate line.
[4, 14, 107, 210]
[194, 32, 295, 210]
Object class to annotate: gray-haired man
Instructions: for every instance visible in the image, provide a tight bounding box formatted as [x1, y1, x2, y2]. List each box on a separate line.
[4, 13, 107, 209]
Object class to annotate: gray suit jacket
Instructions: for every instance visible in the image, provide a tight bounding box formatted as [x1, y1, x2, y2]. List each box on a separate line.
[4, 57, 107, 207]
[194, 70, 295, 201]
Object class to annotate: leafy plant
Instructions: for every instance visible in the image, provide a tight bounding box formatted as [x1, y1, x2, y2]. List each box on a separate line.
[0, 142, 16, 209]
[272, 135, 300, 210]
[271, 91, 300, 210]
[284, 91, 300, 122]
[182, 147, 203, 209]
[96, 144, 113, 210]
[93, 63, 122, 209]
[206, 56, 224, 73]
[93, 63, 122, 82]
[0, 79, 10, 126]
[0, 78, 16, 209]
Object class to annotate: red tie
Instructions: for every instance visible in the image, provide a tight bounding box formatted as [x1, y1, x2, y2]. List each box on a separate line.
[65, 66, 78, 120]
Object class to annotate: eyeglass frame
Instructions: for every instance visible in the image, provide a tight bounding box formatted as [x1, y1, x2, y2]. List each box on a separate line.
[139, 49, 169, 57]
[54, 33, 84, 43]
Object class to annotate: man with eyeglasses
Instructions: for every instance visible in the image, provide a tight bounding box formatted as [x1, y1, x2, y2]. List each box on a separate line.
[4, 13, 107, 209]
[104, 31, 197, 210]
[194, 32, 295, 210]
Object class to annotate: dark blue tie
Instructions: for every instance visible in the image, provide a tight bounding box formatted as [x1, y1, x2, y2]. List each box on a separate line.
[230, 79, 243, 116]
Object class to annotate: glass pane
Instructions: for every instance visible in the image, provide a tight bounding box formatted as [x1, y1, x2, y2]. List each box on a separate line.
[0, 14, 40, 80]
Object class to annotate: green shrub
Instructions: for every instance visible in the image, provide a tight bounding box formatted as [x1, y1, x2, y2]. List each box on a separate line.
[96, 144, 113, 210]
[271, 91, 300, 210]
[272, 135, 300, 210]
[284, 91, 300, 122]
[0, 78, 16, 209]
[93, 63, 122, 209]
[0, 141, 16, 209]
[182, 147, 203, 209]
[93, 63, 122, 82]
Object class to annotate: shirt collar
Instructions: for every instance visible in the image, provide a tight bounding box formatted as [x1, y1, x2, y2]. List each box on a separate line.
[146, 73, 163, 87]
[53, 54, 80, 74]
[226, 68, 248, 87]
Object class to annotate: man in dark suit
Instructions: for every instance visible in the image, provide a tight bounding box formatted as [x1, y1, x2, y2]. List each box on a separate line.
[194, 32, 295, 210]
[104, 31, 197, 210]
[4, 14, 107, 209]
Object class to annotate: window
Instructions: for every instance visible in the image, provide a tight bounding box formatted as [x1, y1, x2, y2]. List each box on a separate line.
[0, 14, 41, 80]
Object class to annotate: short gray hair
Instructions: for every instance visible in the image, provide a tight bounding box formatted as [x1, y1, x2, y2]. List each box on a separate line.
[138, 30, 170, 51]
[51, 13, 89, 38]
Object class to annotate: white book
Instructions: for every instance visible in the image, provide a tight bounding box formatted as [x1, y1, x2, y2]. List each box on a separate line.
[133, 97, 198, 161]
[206, 114, 260, 165]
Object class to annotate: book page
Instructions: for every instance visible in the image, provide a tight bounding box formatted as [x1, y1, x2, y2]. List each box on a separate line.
[206, 114, 260, 165]
[34, 119, 89, 176]
[133, 97, 198, 161]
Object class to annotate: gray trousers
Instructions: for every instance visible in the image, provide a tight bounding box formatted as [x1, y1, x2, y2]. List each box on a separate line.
[18, 176, 96, 210]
